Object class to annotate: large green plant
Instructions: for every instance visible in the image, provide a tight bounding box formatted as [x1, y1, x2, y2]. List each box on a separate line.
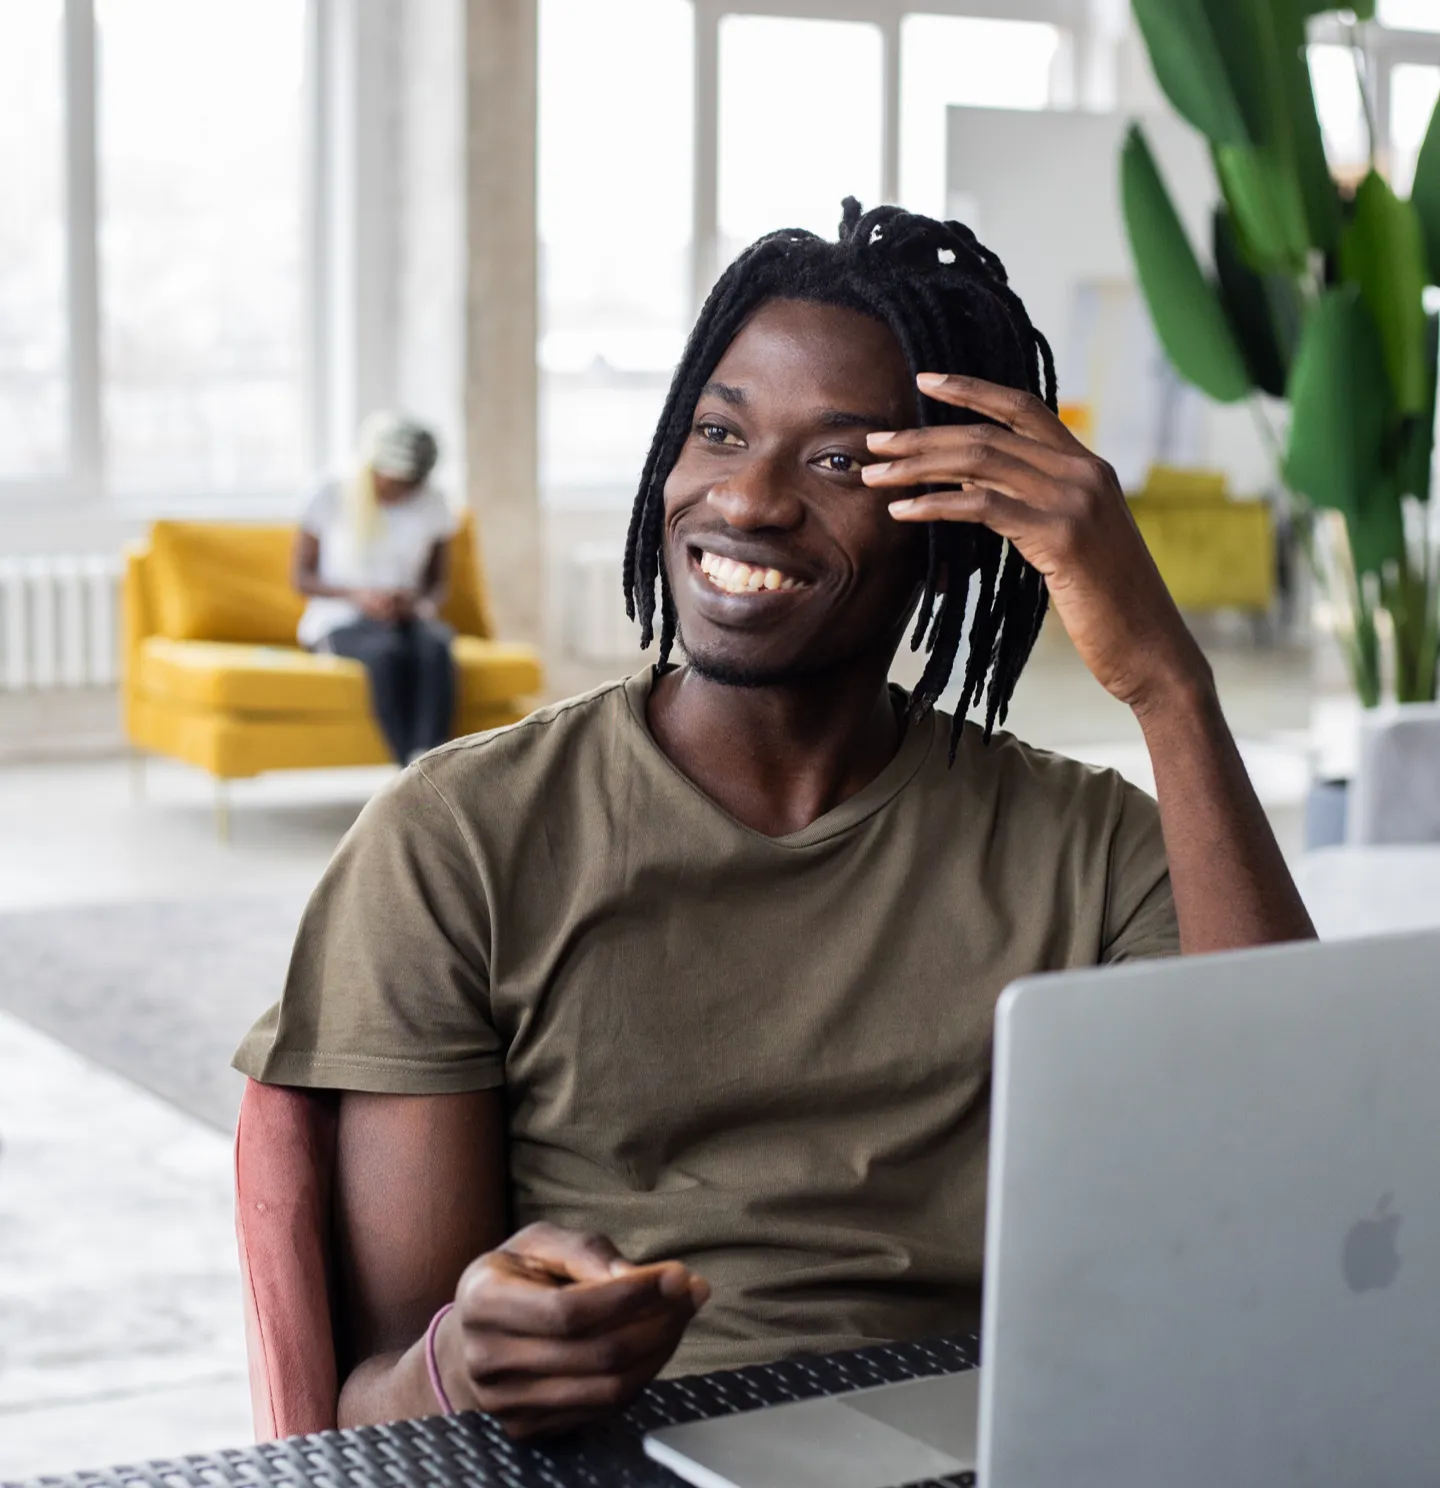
[1122, 0, 1440, 706]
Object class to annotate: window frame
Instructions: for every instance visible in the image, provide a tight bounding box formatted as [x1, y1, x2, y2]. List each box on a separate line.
[688, 1, 1089, 311]
[1306, 13, 1440, 190]
[0, 0, 322, 513]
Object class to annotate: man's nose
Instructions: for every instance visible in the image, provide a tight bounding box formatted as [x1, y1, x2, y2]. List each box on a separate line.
[705, 456, 804, 531]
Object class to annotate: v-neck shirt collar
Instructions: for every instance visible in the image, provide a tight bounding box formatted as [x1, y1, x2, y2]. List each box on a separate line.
[620, 666, 937, 850]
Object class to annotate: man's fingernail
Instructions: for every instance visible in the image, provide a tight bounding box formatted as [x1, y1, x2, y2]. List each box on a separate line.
[864, 462, 891, 480]
[916, 372, 947, 390]
[609, 1259, 637, 1276]
[690, 1278, 712, 1307]
[658, 1266, 695, 1300]
[866, 431, 897, 449]
[889, 499, 916, 515]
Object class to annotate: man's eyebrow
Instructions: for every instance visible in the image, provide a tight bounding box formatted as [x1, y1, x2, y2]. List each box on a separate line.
[698, 381, 746, 406]
[816, 408, 895, 431]
[695, 385, 894, 431]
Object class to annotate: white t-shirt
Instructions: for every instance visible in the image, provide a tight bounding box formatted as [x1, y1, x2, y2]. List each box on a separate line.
[297, 479, 458, 647]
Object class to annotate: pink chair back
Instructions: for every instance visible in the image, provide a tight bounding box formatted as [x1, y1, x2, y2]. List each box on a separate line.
[234, 1078, 340, 1439]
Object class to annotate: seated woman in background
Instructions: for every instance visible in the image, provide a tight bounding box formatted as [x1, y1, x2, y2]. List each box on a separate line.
[294, 412, 457, 765]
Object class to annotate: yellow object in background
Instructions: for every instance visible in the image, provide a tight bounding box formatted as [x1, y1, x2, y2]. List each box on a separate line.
[1127, 465, 1275, 614]
[1057, 401, 1093, 445]
[123, 513, 542, 784]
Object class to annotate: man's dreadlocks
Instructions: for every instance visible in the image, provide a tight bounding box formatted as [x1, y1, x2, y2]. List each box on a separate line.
[623, 197, 1057, 761]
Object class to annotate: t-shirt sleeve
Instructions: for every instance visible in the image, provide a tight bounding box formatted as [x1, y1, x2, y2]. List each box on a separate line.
[233, 765, 503, 1094]
[298, 481, 337, 537]
[1101, 781, 1180, 964]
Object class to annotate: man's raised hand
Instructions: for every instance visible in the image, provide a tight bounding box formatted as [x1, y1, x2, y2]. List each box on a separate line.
[434, 1222, 709, 1439]
[863, 373, 1209, 719]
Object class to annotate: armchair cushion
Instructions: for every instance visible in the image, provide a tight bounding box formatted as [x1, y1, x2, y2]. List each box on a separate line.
[150, 523, 304, 645]
[139, 635, 543, 716]
[146, 514, 495, 648]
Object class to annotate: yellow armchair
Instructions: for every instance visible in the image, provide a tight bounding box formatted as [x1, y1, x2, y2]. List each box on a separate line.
[1127, 466, 1276, 615]
[123, 514, 542, 800]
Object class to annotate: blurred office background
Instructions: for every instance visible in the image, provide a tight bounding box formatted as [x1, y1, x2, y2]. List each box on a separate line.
[4, 0, 1440, 1477]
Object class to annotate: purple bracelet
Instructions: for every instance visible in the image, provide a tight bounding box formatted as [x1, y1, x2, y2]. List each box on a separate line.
[425, 1302, 456, 1414]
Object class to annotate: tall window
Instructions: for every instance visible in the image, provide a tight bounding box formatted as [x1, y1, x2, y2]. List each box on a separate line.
[718, 16, 883, 258]
[1308, 44, 1370, 177]
[0, 2, 67, 482]
[0, 0, 305, 504]
[1378, 0, 1440, 33]
[1391, 64, 1440, 194]
[538, 0, 693, 500]
[97, 0, 305, 497]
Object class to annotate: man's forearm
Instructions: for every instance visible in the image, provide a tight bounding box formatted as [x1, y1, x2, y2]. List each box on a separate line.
[1137, 675, 1315, 955]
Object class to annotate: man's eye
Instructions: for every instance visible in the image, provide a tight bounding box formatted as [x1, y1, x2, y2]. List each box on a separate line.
[820, 452, 858, 473]
[696, 421, 738, 445]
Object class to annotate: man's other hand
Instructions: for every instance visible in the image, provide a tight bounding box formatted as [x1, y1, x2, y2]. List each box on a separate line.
[436, 1222, 709, 1438]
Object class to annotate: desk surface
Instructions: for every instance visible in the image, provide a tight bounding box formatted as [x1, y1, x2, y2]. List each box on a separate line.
[1295, 844, 1440, 939]
[10, 1336, 979, 1488]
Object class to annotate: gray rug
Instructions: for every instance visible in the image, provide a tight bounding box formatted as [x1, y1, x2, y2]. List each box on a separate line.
[0, 895, 309, 1131]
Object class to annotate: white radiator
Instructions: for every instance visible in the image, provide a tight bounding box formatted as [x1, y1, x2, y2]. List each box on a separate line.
[565, 542, 648, 664]
[0, 554, 123, 691]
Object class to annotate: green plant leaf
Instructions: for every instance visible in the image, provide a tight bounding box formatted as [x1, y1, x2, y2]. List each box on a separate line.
[1214, 144, 1311, 273]
[1340, 172, 1430, 414]
[1280, 6, 1342, 255]
[1213, 204, 1302, 396]
[1204, 0, 1273, 145]
[1131, 0, 1255, 146]
[1122, 125, 1252, 403]
[1218, 2, 1339, 261]
[1131, 0, 1337, 263]
[1410, 89, 1440, 285]
[1398, 312, 1439, 501]
[1285, 285, 1402, 573]
[1351, 476, 1407, 588]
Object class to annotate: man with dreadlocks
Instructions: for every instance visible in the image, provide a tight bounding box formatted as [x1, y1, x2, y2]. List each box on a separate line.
[236, 201, 1313, 1437]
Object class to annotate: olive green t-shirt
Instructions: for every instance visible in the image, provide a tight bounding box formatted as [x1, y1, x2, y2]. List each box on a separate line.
[235, 669, 1178, 1376]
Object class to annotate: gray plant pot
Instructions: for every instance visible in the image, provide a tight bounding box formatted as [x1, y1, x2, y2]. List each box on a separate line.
[1304, 778, 1349, 850]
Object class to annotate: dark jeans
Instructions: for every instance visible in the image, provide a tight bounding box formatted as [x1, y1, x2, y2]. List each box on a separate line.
[323, 617, 456, 764]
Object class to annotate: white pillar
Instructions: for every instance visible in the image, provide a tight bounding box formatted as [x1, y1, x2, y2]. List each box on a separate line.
[309, 0, 399, 475]
[464, 0, 542, 646]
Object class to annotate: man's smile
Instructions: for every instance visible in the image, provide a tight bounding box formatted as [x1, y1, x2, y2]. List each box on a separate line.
[691, 547, 811, 597]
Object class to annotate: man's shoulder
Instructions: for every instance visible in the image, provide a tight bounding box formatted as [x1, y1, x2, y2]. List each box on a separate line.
[940, 712, 1150, 824]
[416, 675, 636, 795]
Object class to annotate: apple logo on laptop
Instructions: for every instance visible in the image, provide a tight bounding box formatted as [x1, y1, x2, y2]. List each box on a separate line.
[1343, 1194, 1401, 1293]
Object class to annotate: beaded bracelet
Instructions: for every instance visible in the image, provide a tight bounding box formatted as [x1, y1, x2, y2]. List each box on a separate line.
[425, 1301, 457, 1414]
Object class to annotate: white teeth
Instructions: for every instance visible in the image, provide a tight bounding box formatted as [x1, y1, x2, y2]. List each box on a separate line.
[696, 550, 803, 595]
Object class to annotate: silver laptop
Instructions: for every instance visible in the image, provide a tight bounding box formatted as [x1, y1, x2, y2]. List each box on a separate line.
[645, 930, 1440, 1487]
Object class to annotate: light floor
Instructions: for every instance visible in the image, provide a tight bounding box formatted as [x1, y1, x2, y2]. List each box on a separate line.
[0, 1013, 251, 1481]
[0, 629, 1324, 1478]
